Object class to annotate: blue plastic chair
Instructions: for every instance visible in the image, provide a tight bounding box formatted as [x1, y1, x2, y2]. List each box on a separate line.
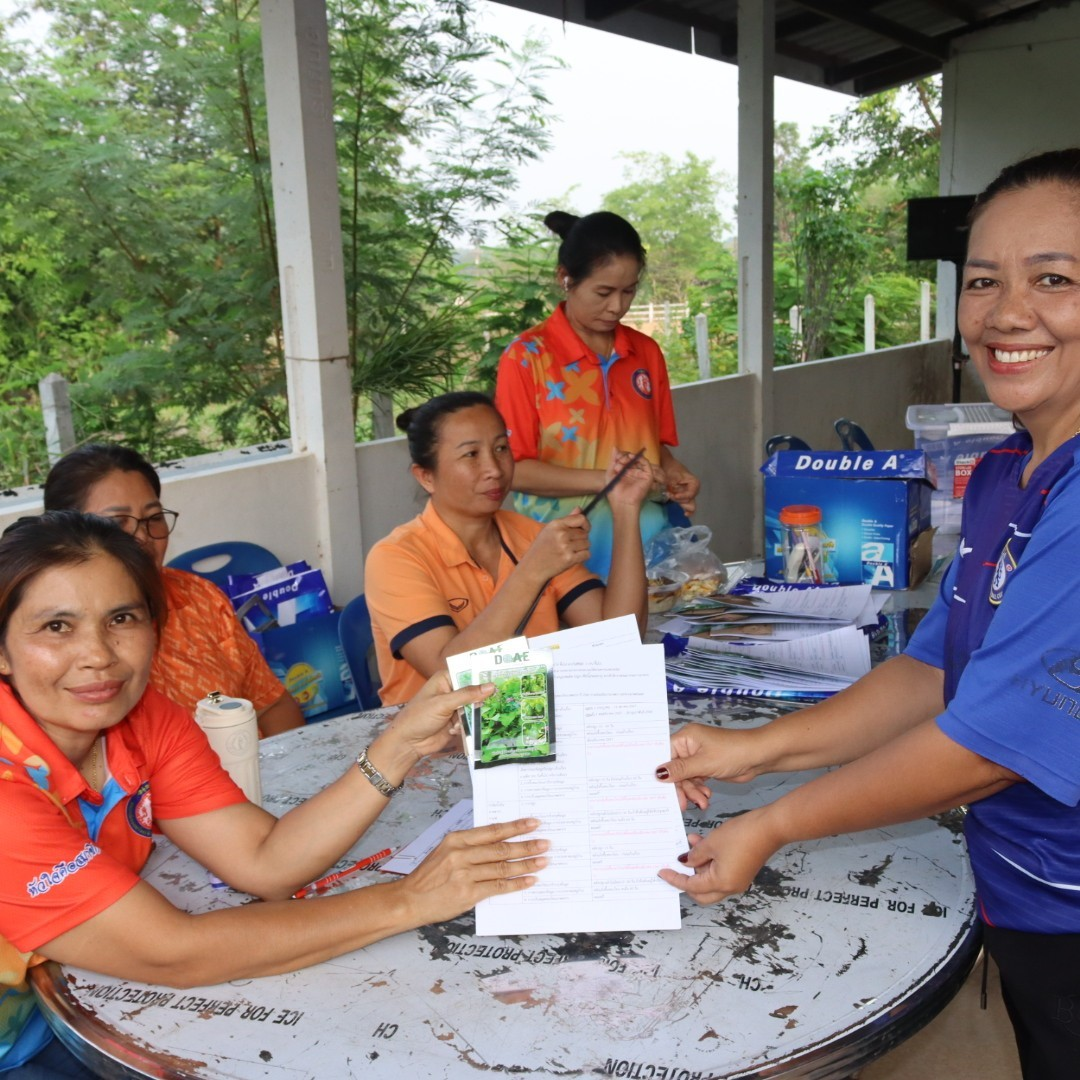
[166, 541, 282, 592]
[337, 594, 382, 711]
[765, 434, 812, 455]
[834, 418, 875, 451]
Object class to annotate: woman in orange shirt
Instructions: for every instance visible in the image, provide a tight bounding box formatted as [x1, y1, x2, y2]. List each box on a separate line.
[0, 511, 544, 1073]
[44, 445, 304, 736]
[365, 392, 651, 704]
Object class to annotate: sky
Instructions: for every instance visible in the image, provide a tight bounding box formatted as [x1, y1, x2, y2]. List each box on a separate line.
[473, 0, 851, 218]
[0, 0, 853, 226]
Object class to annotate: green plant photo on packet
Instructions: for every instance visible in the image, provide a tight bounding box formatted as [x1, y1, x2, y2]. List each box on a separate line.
[472, 649, 556, 768]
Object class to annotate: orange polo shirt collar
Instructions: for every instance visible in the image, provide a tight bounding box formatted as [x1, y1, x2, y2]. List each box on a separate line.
[420, 500, 479, 569]
[0, 681, 146, 813]
[545, 303, 638, 366]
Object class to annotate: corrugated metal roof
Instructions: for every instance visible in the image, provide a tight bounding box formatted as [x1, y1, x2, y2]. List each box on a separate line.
[492, 0, 1076, 94]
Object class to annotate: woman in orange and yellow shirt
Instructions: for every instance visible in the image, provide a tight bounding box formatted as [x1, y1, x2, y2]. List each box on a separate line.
[495, 210, 699, 578]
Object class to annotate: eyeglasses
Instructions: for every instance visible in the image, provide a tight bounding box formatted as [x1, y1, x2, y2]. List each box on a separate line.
[108, 510, 180, 540]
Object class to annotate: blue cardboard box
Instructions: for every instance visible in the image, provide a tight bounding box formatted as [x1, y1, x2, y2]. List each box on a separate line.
[252, 611, 357, 720]
[227, 561, 334, 633]
[226, 562, 355, 719]
[761, 450, 935, 590]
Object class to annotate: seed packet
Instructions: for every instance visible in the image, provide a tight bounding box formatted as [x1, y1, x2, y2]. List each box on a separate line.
[471, 647, 555, 769]
[445, 638, 528, 762]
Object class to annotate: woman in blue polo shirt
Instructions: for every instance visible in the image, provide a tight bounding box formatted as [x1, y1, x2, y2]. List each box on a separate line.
[654, 148, 1080, 1079]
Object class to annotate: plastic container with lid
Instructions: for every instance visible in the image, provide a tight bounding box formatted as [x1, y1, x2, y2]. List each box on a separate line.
[904, 402, 1013, 442]
[906, 403, 1014, 533]
[778, 504, 836, 584]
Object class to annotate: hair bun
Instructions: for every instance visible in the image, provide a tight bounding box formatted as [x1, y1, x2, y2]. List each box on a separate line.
[543, 211, 579, 239]
[396, 408, 417, 434]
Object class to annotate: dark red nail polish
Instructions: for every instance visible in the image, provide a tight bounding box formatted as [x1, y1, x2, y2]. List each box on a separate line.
[677, 852, 689, 864]
[655, 767, 670, 780]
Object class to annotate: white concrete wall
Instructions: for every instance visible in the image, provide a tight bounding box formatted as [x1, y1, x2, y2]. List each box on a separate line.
[936, 4, 1080, 331]
[0, 341, 957, 572]
[348, 339, 953, 564]
[941, 5, 1080, 198]
[669, 372, 759, 564]
[0, 450, 331, 588]
[773, 340, 953, 452]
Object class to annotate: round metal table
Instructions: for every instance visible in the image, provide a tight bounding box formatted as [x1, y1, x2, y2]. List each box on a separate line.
[32, 696, 978, 1079]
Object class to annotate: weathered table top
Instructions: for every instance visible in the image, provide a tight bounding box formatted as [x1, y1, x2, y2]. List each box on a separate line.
[33, 687, 977, 1080]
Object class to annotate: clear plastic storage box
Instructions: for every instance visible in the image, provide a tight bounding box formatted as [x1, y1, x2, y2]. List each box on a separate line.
[905, 403, 1014, 533]
[905, 402, 1013, 442]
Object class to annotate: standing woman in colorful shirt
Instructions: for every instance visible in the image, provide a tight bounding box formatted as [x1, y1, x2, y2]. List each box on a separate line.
[43, 445, 304, 737]
[653, 148, 1080, 1080]
[495, 211, 700, 578]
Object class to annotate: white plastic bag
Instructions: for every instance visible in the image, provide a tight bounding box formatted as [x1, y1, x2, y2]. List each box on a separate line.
[645, 526, 726, 611]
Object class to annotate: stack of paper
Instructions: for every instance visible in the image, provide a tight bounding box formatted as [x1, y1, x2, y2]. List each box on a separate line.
[447, 616, 688, 937]
[659, 584, 880, 699]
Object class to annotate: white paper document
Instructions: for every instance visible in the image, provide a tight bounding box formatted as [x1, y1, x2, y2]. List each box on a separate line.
[381, 799, 474, 875]
[471, 643, 686, 936]
[528, 613, 642, 651]
[688, 623, 871, 680]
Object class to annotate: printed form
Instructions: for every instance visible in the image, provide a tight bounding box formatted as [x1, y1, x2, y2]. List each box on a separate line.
[471, 640, 687, 936]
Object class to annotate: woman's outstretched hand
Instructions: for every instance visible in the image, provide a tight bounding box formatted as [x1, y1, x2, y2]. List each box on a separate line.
[398, 818, 548, 925]
[661, 455, 700, 515]
[655, 724, 765, 810]
[605, 448, 655, 511]
[379, 673, 495, 762]
[525, 510, 593, 578]
[658, 811, 780, 905]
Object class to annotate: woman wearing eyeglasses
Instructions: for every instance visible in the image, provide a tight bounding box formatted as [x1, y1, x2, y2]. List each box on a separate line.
[43, 445, 304, 736]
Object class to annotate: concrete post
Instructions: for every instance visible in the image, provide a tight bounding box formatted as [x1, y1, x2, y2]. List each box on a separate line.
[39, 372, 76, 463]
[694, 313, 710, 380]
[738, 0, 775, 555]
[259, 0, 364, 600]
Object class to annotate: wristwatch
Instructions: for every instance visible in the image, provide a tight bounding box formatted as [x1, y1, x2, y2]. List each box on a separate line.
[355, 746, 402, 798]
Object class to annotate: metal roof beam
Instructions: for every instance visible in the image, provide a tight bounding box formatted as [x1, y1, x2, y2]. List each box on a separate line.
[918, 0, 981, 23]
[943, 0, 1072, 42]
[851, 57, 943, 95]
[774, 10, 830, 37]
[826, 45, 916, 84]
[583, 0, 644, 21]
[789, 0, 951, 60]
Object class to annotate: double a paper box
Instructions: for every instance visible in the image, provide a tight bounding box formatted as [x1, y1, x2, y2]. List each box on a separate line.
[761, 450, 934, 590]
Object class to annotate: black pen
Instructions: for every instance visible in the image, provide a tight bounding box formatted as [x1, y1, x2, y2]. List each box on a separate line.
[514, 448, 648, 636]
[579, 447, 647, 518]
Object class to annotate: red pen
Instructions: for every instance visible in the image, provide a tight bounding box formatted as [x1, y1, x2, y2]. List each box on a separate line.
[292, 848, 392, 899]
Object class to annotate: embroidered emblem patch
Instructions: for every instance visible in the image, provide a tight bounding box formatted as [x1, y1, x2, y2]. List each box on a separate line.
[988, 537, 1018, 606]
[632, 369, 653, 399]
[127, 781, 153, 837]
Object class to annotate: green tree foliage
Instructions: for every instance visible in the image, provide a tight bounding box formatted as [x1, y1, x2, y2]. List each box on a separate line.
[685, 246, 740, 376]
[331, 5, 558, 432]
[776, 162, 871, 362]
[684, 93, 941, 368]
[813, 78, 941, 196]
[464, 214, 559, 392]
[0, 0, 298, 475]
[0, 0, 557, 483]
[602, 151, 730, 302]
